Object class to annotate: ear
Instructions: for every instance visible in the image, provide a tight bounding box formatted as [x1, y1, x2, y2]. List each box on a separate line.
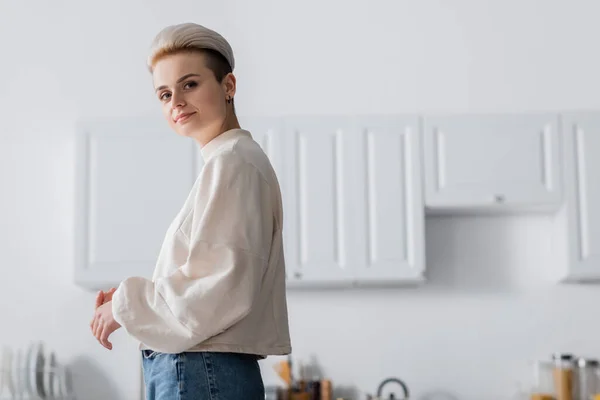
[222, 72, 237, 99]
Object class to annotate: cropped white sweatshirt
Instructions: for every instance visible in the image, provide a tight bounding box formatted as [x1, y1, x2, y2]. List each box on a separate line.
[111, 128, 292, 356]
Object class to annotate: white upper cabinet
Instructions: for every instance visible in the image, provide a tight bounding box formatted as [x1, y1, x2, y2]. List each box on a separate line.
[74, 115, 426, 291]
[351, 117, 425, 284]
[71, 112, 600, 289]
[560, 113, 600, 282]
[423, 114, 562, 212]
[75, 117, 197, 290]
[280, 117, 356, 285]
[280, 116, 425, 286]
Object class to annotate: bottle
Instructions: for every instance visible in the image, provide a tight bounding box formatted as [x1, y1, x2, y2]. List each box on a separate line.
[530, 360, 555, 400]
[552, 353, 574, 400]
[576, 358, 600, 400]
[320, 379, 332, 400]
[309, 379, 321, 400]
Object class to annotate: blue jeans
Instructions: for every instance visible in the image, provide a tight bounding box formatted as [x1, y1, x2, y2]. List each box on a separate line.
[141, 350, 265, 400]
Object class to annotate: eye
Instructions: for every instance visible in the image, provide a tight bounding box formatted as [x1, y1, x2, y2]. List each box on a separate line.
[159, 92, 171, 102]
[183, 81, 198, 90]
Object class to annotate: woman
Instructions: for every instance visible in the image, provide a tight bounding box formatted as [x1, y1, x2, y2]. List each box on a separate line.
[90, 22, 292, 399]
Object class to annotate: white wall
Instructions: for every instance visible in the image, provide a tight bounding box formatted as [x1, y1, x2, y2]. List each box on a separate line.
[1, 1, 599, 399]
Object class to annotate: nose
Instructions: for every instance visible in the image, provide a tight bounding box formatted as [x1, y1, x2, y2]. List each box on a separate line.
[170, 90, 186, 109]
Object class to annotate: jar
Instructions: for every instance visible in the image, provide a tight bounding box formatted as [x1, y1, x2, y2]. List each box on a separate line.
[531, 360, 555, 399]
[553, 353, 575, 400]
[577, 358, 600, 400]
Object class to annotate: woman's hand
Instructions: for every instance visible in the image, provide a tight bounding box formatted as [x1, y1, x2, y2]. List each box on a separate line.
[91, 301, 121, 350]
[95, 287, 117, 309]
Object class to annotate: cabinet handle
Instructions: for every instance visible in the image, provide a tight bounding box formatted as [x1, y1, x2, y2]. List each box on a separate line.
[494, 194, 505, 203]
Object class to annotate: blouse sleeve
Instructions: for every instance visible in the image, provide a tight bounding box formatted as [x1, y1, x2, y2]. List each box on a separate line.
[111, 154, 273, 353]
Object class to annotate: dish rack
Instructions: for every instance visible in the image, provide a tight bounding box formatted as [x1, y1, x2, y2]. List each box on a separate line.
[0, 341, 76, 400]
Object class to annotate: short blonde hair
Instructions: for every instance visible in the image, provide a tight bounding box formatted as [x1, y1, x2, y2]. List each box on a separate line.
[147, 22, 235, 78]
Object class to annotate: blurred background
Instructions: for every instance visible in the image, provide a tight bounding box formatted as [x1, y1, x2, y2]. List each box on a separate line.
[1, 1, 600, 399]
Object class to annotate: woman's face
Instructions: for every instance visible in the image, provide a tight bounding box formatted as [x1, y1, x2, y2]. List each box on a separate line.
[152, 51, 231, 138]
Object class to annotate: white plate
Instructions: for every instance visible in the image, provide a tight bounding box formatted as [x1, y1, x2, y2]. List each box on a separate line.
[3, 346, 14, 398]
[29, 341, 45, 398]
[43, 349, 56, 398]
[22, 342, 33, 396]
[12, 348, 22, 398]
[52, 365, 63, 398]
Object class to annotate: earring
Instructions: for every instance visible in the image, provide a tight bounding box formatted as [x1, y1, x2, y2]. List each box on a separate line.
[226, 96, 233, 104]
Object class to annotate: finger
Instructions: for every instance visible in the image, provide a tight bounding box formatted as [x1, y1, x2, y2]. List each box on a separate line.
[95, 291, 104, 309]
[98, 324, 106, 348]
[92, 320, 98, 340]
[106, 287, 117, 302]
[95, 321, 106, 348]
[92, 315, 101, 338]
[99, 325, 112, 350]
[97, 291, 104, 307]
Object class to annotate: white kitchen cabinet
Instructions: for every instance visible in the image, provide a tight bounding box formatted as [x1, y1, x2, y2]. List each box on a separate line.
[351, 117, 425, 284]
[74, 115, 426, 290]
[280, 116, 425, 286]
[560, 113, 600, 282]
[74, 117, 197, 290]
[423, 113, 562, 212]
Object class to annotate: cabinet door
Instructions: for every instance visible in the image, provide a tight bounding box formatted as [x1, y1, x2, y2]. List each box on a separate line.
[352, 116, 425, 283]
[75, 117, 196, 290]
[280, 117, 355, 285]
[281, 116, 425, 286]
[423, 114, 562, 211]
[561, 113, 600, 281]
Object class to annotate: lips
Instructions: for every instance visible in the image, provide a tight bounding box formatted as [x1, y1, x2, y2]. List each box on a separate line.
[174, 112, 195, 123]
